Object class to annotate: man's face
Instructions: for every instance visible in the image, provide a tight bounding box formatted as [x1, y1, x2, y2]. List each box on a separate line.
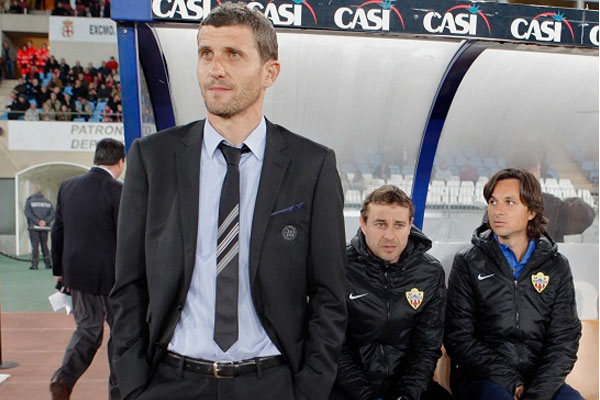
[196, 25, 278, 119]
[487, 178, 535, 242]
[360, 203, 413, 264]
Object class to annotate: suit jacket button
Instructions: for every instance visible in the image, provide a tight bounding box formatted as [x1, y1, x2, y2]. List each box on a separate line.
[155, 343, 163, 351]
[176, 302, 184, 311]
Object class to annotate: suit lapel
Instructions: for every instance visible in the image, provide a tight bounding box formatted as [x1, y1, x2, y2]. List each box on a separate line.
[176, 120, 204, 292]
[249, 120, 290, 286]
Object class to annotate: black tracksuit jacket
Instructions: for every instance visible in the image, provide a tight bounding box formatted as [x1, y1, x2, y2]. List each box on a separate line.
[444, 224, 581, 399]
[335, 227, 446, 400]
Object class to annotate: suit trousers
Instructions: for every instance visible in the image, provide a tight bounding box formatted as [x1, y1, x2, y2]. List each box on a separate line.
[136, 358, 296, 400]
[28, 230, 50, 267]
[53, 289, 121, 400]
[456, 379, 583, 400]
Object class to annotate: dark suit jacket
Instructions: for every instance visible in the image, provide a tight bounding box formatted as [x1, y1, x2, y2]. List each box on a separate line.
[52, 167, 123, 295]
[110, 119, 347, 399]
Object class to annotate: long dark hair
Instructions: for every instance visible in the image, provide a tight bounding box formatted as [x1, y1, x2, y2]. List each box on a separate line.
[484, 168, 548, 239]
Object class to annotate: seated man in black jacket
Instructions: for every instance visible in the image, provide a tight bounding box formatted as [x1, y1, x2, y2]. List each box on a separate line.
[445, 168, 582, 400]
[332, 185, 451, 400]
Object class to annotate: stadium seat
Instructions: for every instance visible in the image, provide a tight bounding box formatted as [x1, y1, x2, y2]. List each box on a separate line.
[344, 190, 362, 207]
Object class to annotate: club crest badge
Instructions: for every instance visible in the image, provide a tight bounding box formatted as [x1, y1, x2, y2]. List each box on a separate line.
[405, 288, 424, 310]
[531, 272, 550, 293]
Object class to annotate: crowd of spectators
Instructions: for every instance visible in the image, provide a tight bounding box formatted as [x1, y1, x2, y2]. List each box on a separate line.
[3, 0, 111, 17]
[5, 43, 122, 122]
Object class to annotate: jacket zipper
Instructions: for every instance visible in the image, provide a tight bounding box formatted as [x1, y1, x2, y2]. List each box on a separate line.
[382, 264, 391, 376]
[514, 279, 524, 365]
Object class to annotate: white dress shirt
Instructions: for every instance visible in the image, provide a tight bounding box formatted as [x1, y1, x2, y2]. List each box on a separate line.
[168, 117, 280, 361]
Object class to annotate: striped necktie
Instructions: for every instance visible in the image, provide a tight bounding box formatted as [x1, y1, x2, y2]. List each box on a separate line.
[214, 142, 249, 351]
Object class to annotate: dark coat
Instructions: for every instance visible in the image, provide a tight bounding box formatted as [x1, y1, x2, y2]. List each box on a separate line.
[109, 119, 348, 400]
[336, 228, 446, 400]
[444, 224, 581, 399]
[24, 192, 54, 230]
[51, 167, 123, 295]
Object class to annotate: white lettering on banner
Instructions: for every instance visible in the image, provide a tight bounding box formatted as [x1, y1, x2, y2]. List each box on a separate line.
[423, 12, 477, 35]
[151, 0, 205, 19]
[590, 25, 599, 46]
[334, 7, 390, 31]
[511, 18, 562, 42]
[248, 2, 302, 26]
[8, 121, 124, 152]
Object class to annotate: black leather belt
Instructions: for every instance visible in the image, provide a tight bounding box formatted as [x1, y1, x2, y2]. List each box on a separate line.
[164, 351, 283, 378]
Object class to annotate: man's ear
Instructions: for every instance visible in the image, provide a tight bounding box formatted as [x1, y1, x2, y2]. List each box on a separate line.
[359, 216, 367, 235]
[262, 60, 280, 88]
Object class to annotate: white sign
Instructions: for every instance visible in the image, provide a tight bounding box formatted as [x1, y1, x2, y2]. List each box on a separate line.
[49, 16, 117, 43]
[8, 121, 124, 152]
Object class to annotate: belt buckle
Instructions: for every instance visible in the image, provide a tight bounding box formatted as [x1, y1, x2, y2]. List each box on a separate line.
[213, 360, 234, 379]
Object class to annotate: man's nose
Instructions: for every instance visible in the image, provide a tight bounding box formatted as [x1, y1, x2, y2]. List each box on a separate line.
[208, 58, 225, 78]
[382, 227, 395, 240]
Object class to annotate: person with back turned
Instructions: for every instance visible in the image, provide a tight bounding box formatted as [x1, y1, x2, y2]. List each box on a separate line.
[109, 3, 347, 400]
[50, 138, 125, 400]
[24, 184, 54, 270]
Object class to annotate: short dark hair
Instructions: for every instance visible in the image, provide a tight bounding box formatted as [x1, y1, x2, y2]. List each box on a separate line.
[360, 185, 415, 221]
[484, 168, 548, 239]
[94, 138, 125, 166]
[200, 2, 278, 63]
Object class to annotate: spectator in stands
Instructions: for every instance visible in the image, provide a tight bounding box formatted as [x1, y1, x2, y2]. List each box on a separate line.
[17, 44, 31, 77]
[107, 93, 120, 110]
[76, 97, 93, 121]
[36, 43, 49, 70]
[51, 85, 64, 103]
[25, 64, 41, 81]
[14, 77, 27, 94]
[72, 79, 88, 100]
[46, 55, 59, 73]
[72, 60, 83, 76]
[40, 103, 56, 121]
[24, 102, 39, 121]
[7, 93, 30, 119]
[98, 82, 111, 101]
[86, 61, 98, 76]
[48, 71, 63, 91]
[372, 161, 389, 180]
[44, 91, 62, 112]
[102, 104, 113, 122]
[459, 160, 479, 182]
[52, 1, 71, 15]
[105, 56, 118, 72]
[351, 170, 368, 192]
[94, 0, 110, 17]
[98, 61, 111, 77]
[434, 159, 453, 181]
[3, 41, 16, 79]
[62, 93, 75, 112]
[26, 77, 40, 99]
[58, 58, 70, 81]
[8, 0, 25, 13]
[36, 84, 50, 106]
[57, 104, 72, 121]
[114, 104, 122, 122]
[87, 83, 98, 102]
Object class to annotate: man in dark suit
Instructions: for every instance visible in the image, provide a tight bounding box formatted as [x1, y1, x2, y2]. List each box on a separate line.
[50, 138, 125, 400]
[109, 3, 347, 400]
